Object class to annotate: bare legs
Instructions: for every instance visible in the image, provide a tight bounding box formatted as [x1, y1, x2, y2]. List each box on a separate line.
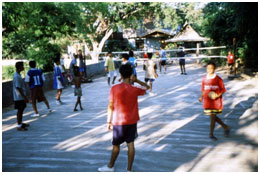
[74, 96, 83, 111]
[209, 114, 230, 140]
[107, 142, 135, 171]
[32, 98, 50, 114]
[56, 89, 62, 101]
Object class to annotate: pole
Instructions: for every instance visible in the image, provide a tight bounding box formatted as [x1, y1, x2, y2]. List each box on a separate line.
[196, 42, 200, 64]
[233, 37, 236, 75]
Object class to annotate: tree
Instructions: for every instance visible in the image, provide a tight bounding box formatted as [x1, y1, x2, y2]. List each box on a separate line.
[2, 2, 77, 70]
[73, 2, 164, 62]
[202, 2, 258, 70]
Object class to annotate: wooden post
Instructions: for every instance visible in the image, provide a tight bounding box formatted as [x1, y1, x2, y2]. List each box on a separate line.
[196, 42, 200, 64]
[233, 37, 236, 75]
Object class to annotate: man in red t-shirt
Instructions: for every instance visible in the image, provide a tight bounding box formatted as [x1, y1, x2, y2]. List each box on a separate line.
[227, 51, 235, 74]
[98, 63, 149, 172]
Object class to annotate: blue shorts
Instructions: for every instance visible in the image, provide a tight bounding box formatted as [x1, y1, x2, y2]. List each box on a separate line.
[112, 123, 138, 145]
[79, 67, 85, 72]
[145, 78, 155, 82]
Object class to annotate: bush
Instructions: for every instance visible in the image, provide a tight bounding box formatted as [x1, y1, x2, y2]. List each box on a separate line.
[2, 64, 30, 81]
[27, 41, 61, 72]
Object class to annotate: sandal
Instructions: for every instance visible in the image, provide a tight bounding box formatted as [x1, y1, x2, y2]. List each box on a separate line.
[209, 135, 218, 141]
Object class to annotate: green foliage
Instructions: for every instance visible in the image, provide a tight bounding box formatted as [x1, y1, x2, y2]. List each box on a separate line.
[2, 64, 30, 81]
[202, 2, 258, 70]
[27, 41, 61, 72]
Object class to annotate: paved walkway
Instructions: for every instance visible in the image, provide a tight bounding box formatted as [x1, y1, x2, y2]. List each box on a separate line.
[2, 60, 258, 172]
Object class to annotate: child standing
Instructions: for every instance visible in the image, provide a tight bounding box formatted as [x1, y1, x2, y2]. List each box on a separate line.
[144, 52, 158, 96]
[98, 63, 149, 172]
[199, 62, 230, 141]
[73, 67, 83, 111]
[13, 61, 29, 131]
[25, 60, 52, 117]
[53, 57, 65, 105]
[104, 51, 117, 86]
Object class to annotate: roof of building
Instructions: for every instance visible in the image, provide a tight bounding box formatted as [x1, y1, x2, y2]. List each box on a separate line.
[165, 22, 209, 43]
[139, 29, 176, 38]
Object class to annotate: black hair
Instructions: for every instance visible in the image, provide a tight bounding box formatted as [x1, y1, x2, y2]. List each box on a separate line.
[119, 63, 133, 79]
[54, 57, 60, 64]
[29, 60, 36, 68]
[122, 53, 129, 60]
[108, 51, 112, 54]
[129, 50, 134, 57]
[207, 61, 216, 69]
[147, 52, 153, 59]
[15, 61, 24, 70]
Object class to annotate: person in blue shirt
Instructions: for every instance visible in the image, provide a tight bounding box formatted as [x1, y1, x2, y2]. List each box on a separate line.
[53, 56, 65, 105]
[25, 61, 51, 117]
[160, 46, 167, 74]
[128, 50, 137, 78]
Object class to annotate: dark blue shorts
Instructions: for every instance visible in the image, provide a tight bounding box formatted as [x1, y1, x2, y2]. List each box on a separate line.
[14, 100, 26, 110]
[112, 123, 138, 145]
[145, 78, 155, 82]
[79, 67, 85, 72]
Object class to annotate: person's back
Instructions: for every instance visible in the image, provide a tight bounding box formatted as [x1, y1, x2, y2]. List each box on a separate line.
[145, 59, 156, 79]
[110, 83, 145, 125]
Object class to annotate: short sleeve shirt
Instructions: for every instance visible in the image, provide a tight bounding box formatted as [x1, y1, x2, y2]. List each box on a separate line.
[227, 54, 235, 64]
[160, 50, 167, 60]
[105, 57, 115, 72]
[13, 72, 27, 101]
[201, 74, 226, 110]
[145, 60, 156, 79]
[25, 68, 45, 89]
[109, 83, 146, 125]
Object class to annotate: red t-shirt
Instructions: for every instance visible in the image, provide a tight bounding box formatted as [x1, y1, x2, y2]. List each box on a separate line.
[201, 74, 226, 110]
[227, 54, 235, 64]
[109, 83, 146, 125]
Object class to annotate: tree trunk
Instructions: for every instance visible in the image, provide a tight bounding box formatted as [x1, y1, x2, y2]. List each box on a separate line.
[88, 29, 114, 63]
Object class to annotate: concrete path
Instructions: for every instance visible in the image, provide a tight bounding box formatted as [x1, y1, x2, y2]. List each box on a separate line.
[2, 60, 258, 172]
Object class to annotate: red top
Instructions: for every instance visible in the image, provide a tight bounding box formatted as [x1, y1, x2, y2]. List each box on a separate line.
[201, 74, 226, 110]
[143, 53, 148, 58]
[227, 53, 235, 64]
[109, 83, 146, 125]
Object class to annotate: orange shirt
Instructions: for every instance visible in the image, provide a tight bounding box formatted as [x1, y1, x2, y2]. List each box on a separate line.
[109, 83, 146, 125]
[201, 74, 226, 110]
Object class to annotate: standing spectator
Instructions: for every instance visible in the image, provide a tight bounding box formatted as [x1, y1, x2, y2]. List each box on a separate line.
[98, 63, 150, 172]
[227, 51, 235, 74]
[160, 46, 167, 74]
[73, 67, 83, 111]
[69, 53, 78, 87]
[118, 53, 130, 82]
[177, 47, 187, 75]
[144, 52, 158, 96]
[13, 61, 29, 131]
[104, 51, 117, 86]
[78, 49, 86, 77]
[199, 62, 230, 141]
[25, 61, 51, 117]
[53, 57, 65, 105]
[128, 50, 137, 78]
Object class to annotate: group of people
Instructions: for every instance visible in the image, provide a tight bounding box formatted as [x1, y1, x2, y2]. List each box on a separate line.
[12, 48, 231, 172]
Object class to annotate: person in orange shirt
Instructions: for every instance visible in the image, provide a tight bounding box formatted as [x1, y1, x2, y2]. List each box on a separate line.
[98, 63, 149, 172]
[199, 62, 230, 141]
[227, 51, 235, 74]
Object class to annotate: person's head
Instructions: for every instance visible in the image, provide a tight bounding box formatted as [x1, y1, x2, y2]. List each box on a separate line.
[129, 50, 134, 57]
[78, 49, 82, 55]
[54, 57, 60, 65]
[119, 63, 133, 79]
[29, 60, 36, 68]
[107, 51, 112, 58]
[206, 62, 216, 75]
[122, 53, 129, 62]
[147, 52, 153, 59]
[228, 51, 232, 55]
[15, 61, 24, 72]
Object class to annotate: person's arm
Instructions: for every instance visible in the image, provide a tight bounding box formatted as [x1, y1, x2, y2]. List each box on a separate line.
[107, 101, 114, 131]
[17, 87, 29, 103]
[131, 75, 150, 90]
[199, 91, 204, 102]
